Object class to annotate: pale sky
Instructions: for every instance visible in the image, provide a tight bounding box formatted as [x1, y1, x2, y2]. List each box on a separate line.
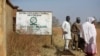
[11, 0, 100, 24]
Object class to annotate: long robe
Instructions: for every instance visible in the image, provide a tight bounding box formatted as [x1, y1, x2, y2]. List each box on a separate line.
[82, 17, 97, 54]
[62, 21, 71, 40]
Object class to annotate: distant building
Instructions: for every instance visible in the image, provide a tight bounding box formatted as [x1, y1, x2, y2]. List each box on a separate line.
[6, 0, 23, 33]
[0, 0, 21, 56]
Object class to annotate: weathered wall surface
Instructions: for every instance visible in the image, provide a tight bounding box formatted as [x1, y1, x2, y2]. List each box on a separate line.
[6, 2, 13, 35]
[0, 0, 4, 31]
[0, 0, 6, 56]
[0, 0, 16, 56]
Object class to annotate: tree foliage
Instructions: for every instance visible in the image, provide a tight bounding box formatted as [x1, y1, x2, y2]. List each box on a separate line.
[52, 16, 60, 27]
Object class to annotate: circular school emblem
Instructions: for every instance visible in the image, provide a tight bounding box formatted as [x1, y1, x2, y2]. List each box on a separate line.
[30, 17, 37, 25]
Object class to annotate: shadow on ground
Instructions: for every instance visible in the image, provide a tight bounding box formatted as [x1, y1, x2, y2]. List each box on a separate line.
[55, 49, 75, 56]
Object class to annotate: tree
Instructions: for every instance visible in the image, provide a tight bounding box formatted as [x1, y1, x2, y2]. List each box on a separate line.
[52, 16, 60, 27]
[98, 18, 100, 24]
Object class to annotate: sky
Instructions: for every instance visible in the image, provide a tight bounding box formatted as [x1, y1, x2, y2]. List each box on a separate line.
[10, 0, 100, 24]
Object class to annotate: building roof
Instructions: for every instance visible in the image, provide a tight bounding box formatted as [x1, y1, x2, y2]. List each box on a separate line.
[6, 0, 18, 9]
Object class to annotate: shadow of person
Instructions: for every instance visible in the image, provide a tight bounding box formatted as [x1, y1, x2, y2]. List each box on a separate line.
[55, 49, 75, 56]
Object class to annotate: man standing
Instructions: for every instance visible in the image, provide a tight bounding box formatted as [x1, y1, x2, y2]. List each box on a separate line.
[62, 16, 72, 50]
[71, 17, 81, 50]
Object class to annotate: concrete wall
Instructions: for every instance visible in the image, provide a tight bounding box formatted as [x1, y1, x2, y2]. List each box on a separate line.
[6, 0, 19, 35]
[0, 0, 18, 56]
[0, 0, 6, 56]
[6, 2, 14, 35]
[0, 0, 4, 31]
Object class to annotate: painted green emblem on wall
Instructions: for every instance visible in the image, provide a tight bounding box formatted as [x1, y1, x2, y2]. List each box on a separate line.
[30, 17, 37, 25]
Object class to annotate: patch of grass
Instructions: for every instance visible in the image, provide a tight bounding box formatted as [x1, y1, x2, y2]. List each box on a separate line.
[7, 27, 87, 56]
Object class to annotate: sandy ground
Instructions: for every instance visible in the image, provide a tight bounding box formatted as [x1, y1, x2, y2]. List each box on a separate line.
[96, 28, 100, 56]
[6, 27, 100, 56]
[52, 27, 100, 56]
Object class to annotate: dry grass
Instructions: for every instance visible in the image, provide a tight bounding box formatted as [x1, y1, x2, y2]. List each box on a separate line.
[7, 27, 100, 56]
[7, 27, 61, 56]
[7, 33, 38, 56]
[96, 28, 100, 56]
[7, 32, 52, 56]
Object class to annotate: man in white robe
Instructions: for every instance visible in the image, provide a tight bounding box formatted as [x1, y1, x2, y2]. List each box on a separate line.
[82, 17, 97, 56]
[62, 16, 71, 50]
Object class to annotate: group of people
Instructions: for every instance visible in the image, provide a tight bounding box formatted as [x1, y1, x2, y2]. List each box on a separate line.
[62, 16, 97, 56]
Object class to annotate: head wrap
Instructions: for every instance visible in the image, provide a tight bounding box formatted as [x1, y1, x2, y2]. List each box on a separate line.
[87, 17, 95, 23]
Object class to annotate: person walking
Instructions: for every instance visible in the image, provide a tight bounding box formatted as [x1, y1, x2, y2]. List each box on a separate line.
[82, 17, 97, 56]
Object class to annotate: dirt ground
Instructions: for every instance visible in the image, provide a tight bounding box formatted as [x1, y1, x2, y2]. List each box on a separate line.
[53, 27, 100, 56]
[7, 27, 100, 56]
[96, 28, 100, 56]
